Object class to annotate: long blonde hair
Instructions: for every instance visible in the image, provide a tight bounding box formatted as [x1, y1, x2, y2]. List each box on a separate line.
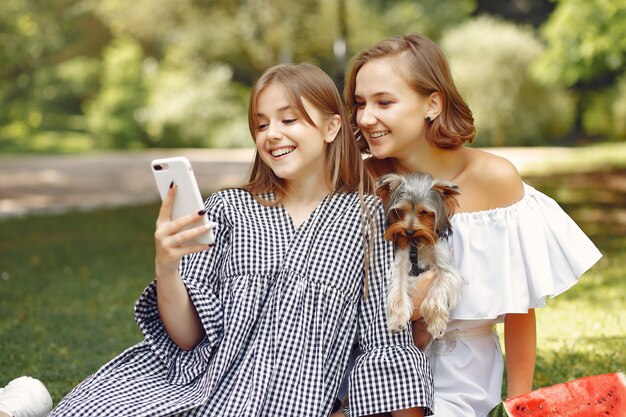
[244, 63, 376, 292]
[244, 63, 374, 202]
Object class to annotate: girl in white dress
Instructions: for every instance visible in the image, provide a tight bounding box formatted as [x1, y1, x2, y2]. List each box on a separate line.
[344, 33, 602, 417]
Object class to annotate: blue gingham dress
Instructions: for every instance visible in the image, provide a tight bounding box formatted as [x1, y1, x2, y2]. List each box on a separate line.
[50, 189, 433, 417]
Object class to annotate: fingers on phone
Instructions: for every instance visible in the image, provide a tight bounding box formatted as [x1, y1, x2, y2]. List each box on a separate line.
[172, 223, 213, 248]
[157, 181, 177, 220]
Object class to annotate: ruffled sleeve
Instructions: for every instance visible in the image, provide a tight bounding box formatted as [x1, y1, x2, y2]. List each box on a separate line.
[450, 183, 602, 320]
[348, 199, 434, 416]
[349, 344, 433, 416]
[134, 193, 231, 385]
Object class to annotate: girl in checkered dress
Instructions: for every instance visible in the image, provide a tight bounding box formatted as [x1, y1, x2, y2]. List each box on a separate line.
[49, 64, 433, 417]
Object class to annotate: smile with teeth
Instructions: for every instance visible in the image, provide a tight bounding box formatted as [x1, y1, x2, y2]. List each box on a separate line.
[369, 131, 390, 139]
[270, 147, 295, 157]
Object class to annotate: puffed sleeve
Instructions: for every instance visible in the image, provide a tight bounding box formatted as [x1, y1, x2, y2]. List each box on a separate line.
[134, 193, 230, 385]
[348, 199, 434, 416]
[449, 183, 602, 320]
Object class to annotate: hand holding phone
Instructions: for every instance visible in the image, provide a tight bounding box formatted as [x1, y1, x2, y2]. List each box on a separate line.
[151, 156, 216, 245]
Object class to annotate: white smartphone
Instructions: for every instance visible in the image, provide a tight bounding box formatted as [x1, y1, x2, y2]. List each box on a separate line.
[151, 156, 216, 245]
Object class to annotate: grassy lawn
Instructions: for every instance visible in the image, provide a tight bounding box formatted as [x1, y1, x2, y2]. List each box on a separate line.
[0, 166, 624, 405]
[515, 169, 626, 391]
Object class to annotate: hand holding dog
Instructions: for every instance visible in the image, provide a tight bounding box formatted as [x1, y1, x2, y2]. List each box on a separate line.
[410, 270, 436, 321]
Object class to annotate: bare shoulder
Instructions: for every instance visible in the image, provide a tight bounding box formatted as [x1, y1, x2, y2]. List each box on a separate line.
[462, 148, 524, 210]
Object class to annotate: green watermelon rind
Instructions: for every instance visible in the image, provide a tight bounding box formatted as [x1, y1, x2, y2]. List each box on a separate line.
[487, 372, 626, 417]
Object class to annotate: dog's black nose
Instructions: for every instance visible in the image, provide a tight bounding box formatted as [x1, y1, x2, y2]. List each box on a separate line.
[405, 229, 415, 236]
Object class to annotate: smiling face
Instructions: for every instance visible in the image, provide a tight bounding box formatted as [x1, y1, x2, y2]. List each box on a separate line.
[354, 58, 432, 160]
[253, 83, 337, 188]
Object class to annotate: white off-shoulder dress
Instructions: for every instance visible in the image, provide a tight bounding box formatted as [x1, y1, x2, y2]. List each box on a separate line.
[428, 183, 602, 417]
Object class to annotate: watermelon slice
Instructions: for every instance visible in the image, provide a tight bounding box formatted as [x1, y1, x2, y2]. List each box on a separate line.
[488, 372, 626, 416]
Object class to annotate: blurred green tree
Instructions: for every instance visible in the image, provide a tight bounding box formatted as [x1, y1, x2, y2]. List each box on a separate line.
[80, 0, 475, 148]
[141, 58, 249, 148]
[0, 0, 109, 144]
[85, 36, 149, 148]
[473, 0, 554, 27]
[532, 0, 626, 142]
[7, 0, 619, 150]
[443, 16, 573, 146]
[90, 0, 475, 84]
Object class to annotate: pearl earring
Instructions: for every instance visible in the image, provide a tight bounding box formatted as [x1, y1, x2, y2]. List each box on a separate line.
[425, 116, 432, 123]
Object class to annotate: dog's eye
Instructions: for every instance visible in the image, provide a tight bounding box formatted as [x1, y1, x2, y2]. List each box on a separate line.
[419, 210, 429, 216]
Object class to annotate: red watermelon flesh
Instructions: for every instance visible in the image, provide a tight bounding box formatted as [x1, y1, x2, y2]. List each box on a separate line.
[488, 372, 626, 416]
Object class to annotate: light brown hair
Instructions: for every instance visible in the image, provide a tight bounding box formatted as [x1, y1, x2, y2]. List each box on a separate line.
[344, 33, 476, 151]
[244, 63, 376, 292]
[245, 63, 374, 203]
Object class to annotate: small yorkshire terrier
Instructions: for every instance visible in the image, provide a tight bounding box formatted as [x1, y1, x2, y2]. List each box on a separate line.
[378, 172, 464, 338]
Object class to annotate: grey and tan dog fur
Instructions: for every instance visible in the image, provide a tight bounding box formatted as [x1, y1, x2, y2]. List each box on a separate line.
[378, 172, 464, 338]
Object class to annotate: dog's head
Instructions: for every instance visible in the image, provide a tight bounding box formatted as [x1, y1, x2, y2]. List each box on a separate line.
[377, 172, 460, 249]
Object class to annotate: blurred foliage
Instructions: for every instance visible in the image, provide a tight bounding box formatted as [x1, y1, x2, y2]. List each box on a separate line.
[532, 0, 626, 141]
[0, 0, 624, 150]
[142, 59, 249, 148]
[86, 37, 149, 148]
[583, 74, 626, 141]
[473, 0, 555, 27]
[0, 0, 108, 145]
[442, 16, 574, 146]
[533, 0, 626, 87]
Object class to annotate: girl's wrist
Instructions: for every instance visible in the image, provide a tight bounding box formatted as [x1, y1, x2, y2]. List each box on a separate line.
[154, 267, 179, 281]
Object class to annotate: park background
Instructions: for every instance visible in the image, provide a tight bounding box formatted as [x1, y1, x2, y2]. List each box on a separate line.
[0, 0, 625, 405]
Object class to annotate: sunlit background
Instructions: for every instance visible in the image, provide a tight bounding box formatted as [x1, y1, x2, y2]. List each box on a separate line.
[0, 0, 625, 404]
[1, 0, 625, 153]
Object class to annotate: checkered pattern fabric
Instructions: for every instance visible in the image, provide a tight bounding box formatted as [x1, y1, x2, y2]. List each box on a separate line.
[50, 189, 432, 416]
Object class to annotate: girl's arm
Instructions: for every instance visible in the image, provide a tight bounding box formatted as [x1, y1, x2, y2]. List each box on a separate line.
[154, 184, 212, 350]
[504, 309, 536, 398]
[346, 200, 432, 417]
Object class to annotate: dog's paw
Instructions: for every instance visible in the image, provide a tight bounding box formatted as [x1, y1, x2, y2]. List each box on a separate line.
[387, 293, 413, 332]
[387, 312, 411, 332]
[425, 314, 448, 339]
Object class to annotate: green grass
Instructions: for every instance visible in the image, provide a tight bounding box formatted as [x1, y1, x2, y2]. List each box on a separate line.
[500, 168, 626, 395]
[0, 168, 624, 405]
[0, 204, 158, 400]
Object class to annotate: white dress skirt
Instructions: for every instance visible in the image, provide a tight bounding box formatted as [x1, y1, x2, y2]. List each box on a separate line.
[428, 183, 602, 417]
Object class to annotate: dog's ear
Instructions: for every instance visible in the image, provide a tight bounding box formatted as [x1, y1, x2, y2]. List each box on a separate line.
[376, 173, 404, 206]
[432, 180, 461, 218]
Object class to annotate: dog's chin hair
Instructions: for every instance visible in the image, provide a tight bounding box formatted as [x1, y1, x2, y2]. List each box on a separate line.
[386, 246, 414, 332]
